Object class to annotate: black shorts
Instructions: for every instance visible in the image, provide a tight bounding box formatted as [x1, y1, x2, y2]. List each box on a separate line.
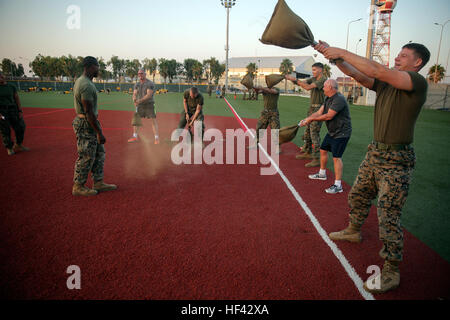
[320, 133, 350, 158]
[137, 104, 156, 119]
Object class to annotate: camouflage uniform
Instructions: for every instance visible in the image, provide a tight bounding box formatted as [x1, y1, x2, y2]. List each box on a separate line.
[302, 76, 326, 157]
[348, 143, 415, 261]
[256, 87, 280, 142]
[302, 104, 322, 155]
[347, 71, 428, 262]
[0, 106, 26, 149]
[73, 117, 105, 185]
[72, 75, 105, 185]
[0, 83, 26, 149]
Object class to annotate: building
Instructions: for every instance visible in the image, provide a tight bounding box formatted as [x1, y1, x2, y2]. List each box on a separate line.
[225, 56, 315, 91]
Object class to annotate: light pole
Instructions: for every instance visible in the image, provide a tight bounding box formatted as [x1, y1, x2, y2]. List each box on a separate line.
[353, 38, 362, 101]
[345, 18, 362, 100]
[221, 0, 236, 95]
[434, 20, 450, 83]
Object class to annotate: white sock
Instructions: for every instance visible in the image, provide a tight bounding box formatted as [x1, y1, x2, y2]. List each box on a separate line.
[133, 133, 137, 138]
[319, 169, 326, 176]
[335, 180, 342, 187]
[155, 134, 159, 139]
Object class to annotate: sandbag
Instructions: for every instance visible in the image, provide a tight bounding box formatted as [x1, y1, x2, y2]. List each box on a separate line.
[265, 74, 285, 88]
[260, 0, 316, 49]
[240, 73, 254, 90]
[279, 124, 300, 145]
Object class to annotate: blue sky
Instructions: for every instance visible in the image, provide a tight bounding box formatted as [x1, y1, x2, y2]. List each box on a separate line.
[0, 0, 449, 78]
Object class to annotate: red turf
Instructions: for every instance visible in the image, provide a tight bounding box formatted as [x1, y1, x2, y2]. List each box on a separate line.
[0, 108, 448, 300]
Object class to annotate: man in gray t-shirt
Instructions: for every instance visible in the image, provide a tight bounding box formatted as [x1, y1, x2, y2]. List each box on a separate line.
[299, 79, 352, 194]
[128, 69, 160, 144]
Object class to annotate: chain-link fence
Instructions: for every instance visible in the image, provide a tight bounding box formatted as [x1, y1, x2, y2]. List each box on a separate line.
[7, 80, 214, 94]
[424, 83, 449, 110]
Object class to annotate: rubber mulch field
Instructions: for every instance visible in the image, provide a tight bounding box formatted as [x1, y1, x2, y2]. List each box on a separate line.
[0, 104, 449, 300]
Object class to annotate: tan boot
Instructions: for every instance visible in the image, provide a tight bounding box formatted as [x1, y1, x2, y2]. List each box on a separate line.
[13, 144, 30, 152]
[72, 183, 98, 196]
[305, 158, 320, 167]
[296, 152, 312, 160]
[363, 260, 400, 294]
[329, 223, 362, 243]
[93, 180, 117, 192]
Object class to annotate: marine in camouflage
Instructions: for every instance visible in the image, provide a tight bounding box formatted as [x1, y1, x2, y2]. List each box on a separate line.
[73, 116, 105, 185]
[348, 143, 416, 262]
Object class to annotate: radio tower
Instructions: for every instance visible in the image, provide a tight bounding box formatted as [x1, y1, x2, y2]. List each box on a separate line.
[370, 0, 397, 66]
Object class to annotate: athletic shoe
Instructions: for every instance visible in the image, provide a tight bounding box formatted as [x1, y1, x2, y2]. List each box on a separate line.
[128, 136, 139, 143]
[308, 173, 327, 180]
[7, 148, 15, 156]
[154, 137, 160, 145]
[325, 184, 343, 194]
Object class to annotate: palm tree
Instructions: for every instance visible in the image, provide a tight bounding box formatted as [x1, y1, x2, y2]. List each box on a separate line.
[246, 63, 258, 79]
[143, 58, 158, 83]
[279, 58, 294, 92]
[323, 64, 331, 78]
[428, 64, 446, 83]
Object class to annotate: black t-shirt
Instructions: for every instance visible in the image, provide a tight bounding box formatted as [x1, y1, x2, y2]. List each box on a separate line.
[323, 92, 352, 139]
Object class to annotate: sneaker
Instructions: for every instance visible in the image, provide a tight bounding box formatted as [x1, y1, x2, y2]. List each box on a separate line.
[7, 148, 15, 156]
[128, 136, 139, 143]
[154, 137, 160, 145]
[308, 173, 327, 180]
[325, 184, 343, 194]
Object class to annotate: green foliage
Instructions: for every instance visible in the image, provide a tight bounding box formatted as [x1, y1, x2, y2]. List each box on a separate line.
[428, 64, 446, 83]
[246, 63, 258, 78]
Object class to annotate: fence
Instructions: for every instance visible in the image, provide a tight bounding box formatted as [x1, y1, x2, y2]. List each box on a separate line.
[424, 83, 449, 110]
[7, 80, 215, 94]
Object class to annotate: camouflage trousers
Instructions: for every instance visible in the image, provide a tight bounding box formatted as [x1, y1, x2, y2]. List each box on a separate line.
[73, 116, 105, 185]
[0, 106, 26, 149]
[302, 104, 322, 157]
[256, 110, 280, 142]
[348, 143, 416, 262]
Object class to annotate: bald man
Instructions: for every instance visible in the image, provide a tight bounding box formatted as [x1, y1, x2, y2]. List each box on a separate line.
[128, 69, 159, 144]
[299, 79, 352, 194]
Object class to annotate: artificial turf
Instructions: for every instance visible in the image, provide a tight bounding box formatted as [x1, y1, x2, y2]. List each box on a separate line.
[18, 91, 450, 262]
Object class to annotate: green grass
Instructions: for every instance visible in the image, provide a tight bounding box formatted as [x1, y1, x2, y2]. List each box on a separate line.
[19, 91, 450, 262]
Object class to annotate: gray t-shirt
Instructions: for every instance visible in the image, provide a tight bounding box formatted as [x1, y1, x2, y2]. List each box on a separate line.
[323, 92, 352, 139]
[134, 79, 155, 105]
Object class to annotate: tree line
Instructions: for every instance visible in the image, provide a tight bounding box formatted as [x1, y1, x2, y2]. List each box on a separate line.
[1, 55, 227, 85]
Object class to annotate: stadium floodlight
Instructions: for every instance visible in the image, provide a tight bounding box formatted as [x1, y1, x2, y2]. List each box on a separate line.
[221, 0, 237, 93]
[433, 20, 450, 83]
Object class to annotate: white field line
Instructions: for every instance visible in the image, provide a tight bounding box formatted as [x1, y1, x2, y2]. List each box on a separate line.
[223, 98, 375, 301]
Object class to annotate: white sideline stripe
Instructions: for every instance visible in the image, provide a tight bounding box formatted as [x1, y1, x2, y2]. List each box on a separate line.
[224, 98, 375, 301]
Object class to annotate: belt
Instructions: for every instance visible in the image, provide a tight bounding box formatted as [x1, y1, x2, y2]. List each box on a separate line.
[372, 141, 410, 151]
[77, 114, 86, 118]
[311, 104, 321, 107]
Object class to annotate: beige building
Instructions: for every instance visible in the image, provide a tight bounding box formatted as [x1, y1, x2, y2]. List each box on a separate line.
[224, 56, 315, 91]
